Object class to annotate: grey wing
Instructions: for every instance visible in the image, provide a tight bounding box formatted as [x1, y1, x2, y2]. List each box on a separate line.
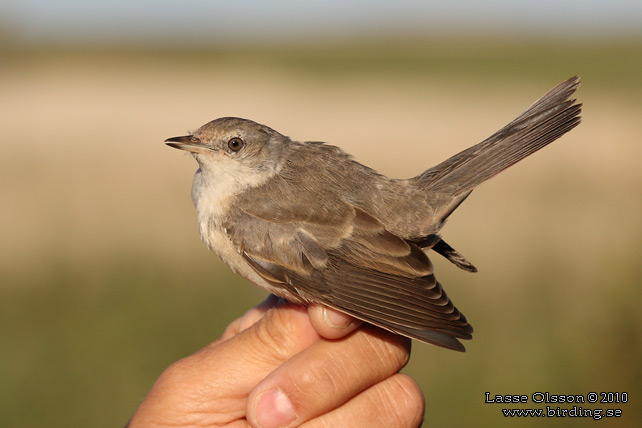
[225, 202, 472, 351]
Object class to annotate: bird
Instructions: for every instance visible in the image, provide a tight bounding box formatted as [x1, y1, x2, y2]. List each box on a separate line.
[165, 76, 582, 351]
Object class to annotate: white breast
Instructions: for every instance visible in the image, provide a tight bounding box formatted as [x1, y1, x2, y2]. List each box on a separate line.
[190, 167, 299, 300]
[191, 167, 245, 265]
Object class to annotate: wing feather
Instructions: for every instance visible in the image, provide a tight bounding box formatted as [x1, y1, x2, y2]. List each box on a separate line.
[227, 199, 473, 351]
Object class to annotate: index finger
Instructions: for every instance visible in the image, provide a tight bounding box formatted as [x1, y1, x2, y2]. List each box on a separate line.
[127, 299, 323, 427]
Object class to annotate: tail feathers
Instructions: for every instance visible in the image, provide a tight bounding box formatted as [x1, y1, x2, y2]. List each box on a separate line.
[417, 76, 582, 196]
[432, 239, 478, 272]
[414, 235, 478, 273]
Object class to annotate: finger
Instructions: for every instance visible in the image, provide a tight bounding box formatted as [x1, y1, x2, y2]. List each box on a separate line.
[247, 324, 411, 428]
[221, 294, 280, 340]
[302, 374, 425, 428]
[195, 299, 322, 388]
[307, 305, 362, 340]
[129, 299, 321, 427]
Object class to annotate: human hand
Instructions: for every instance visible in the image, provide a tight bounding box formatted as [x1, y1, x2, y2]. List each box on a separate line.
[127, 295, 424, 428]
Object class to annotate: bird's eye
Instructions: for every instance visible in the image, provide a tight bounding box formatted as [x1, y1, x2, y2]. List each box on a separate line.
[190, 136, 200, 144]
[228, 137, 245, 152]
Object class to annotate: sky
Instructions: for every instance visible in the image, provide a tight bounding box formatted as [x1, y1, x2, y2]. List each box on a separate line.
[3, 0, 642, 44]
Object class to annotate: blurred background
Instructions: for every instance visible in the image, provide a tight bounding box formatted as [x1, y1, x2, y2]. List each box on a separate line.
[1, 1, 641, 427]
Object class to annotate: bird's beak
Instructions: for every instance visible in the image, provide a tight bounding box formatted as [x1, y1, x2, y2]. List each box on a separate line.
[165, 135, 210, 154]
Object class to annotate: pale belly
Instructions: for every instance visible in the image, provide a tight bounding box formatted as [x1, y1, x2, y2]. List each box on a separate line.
[192, 166, 305, 303]
[200, 220, 305, 304]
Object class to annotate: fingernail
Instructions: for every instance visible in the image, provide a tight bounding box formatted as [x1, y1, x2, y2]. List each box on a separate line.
[323, 307, 353, 329]
[256, 388, 296, 428]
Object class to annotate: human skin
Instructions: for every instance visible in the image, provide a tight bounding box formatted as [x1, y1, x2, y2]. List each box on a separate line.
[126, 295, 425, 428]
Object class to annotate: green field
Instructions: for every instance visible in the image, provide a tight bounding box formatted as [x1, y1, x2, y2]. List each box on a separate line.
[1, 38, 641, 427]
